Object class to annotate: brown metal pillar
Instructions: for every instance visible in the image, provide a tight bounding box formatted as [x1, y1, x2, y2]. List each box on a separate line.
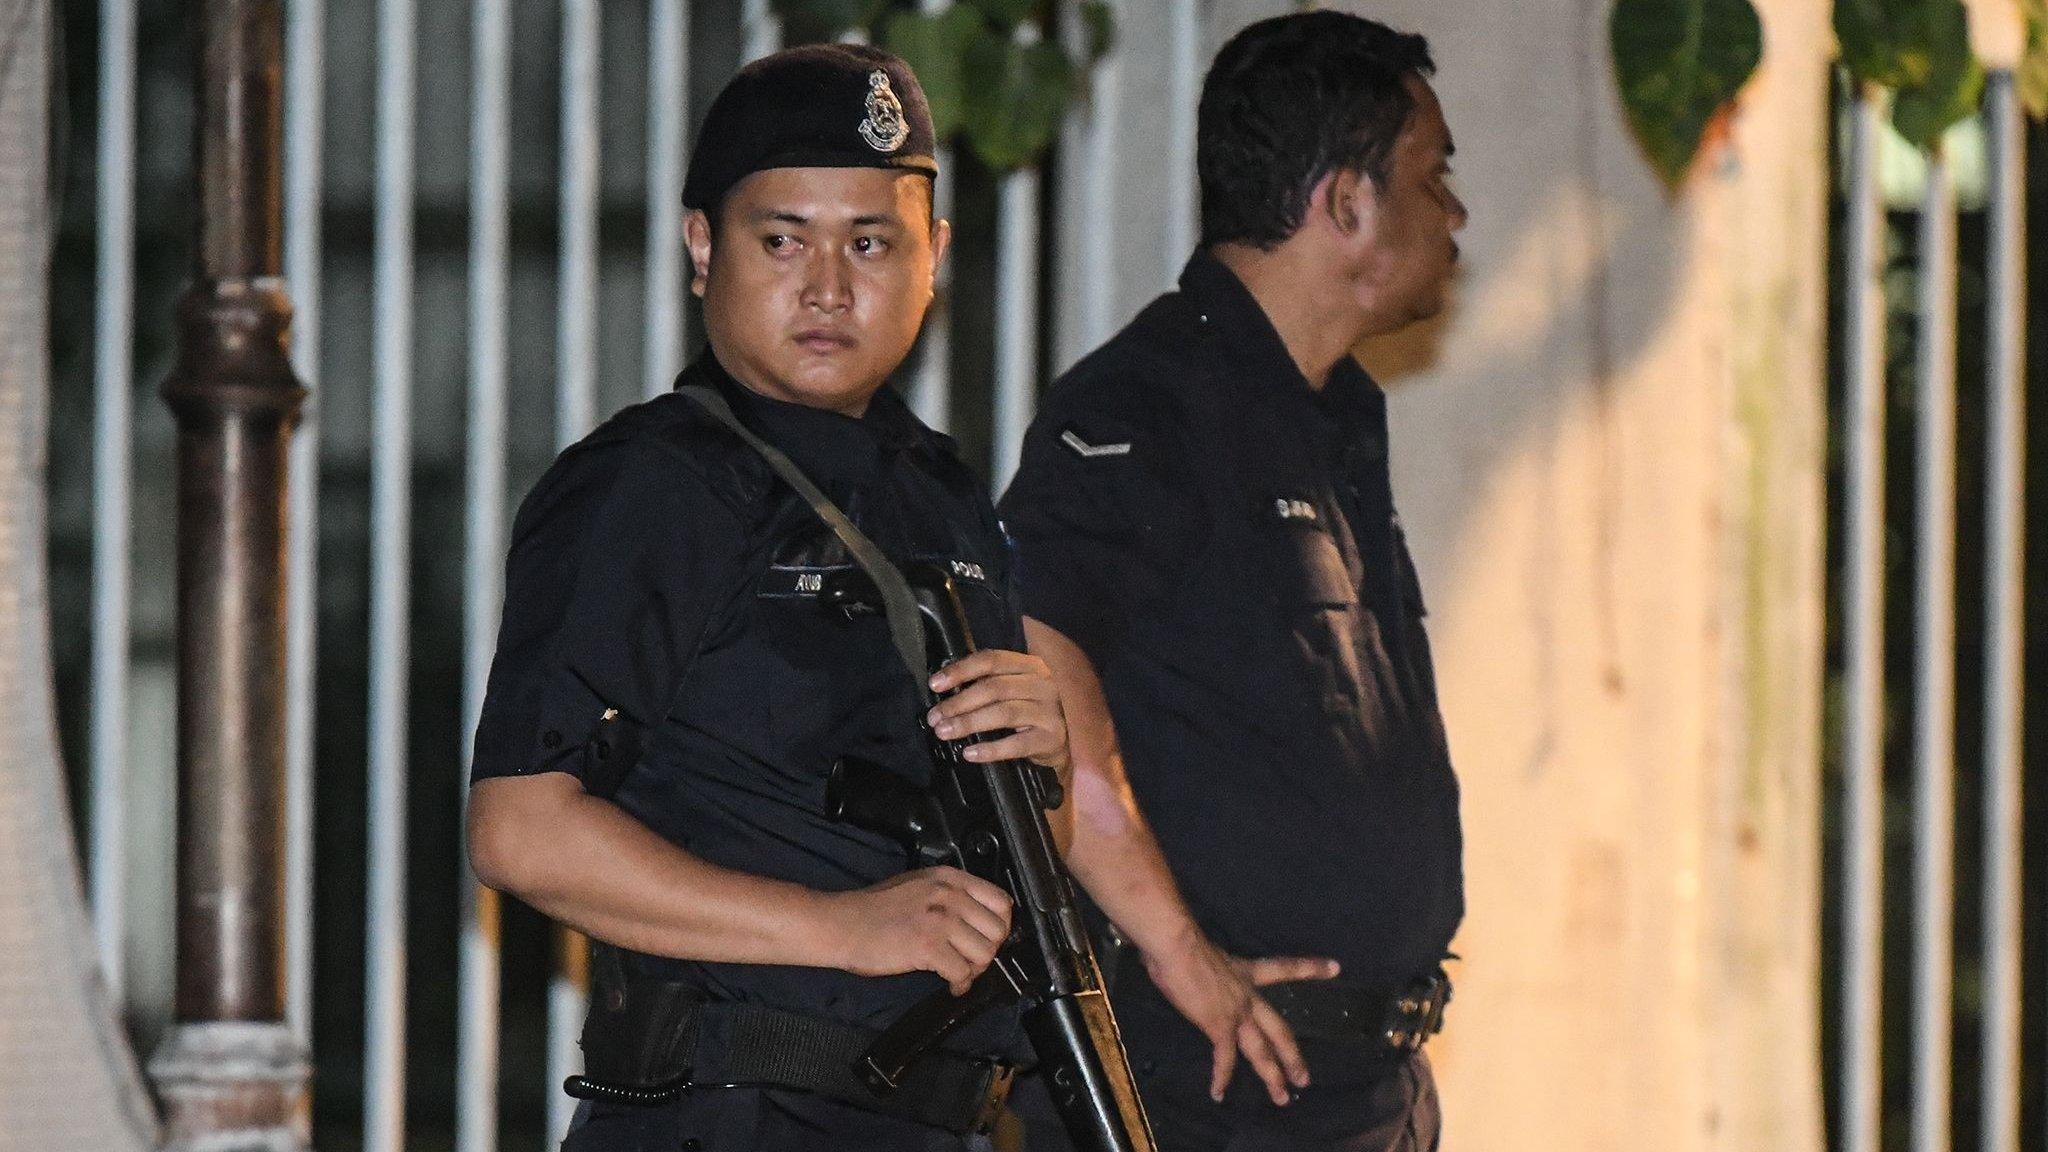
[146, 1, 311, 1148]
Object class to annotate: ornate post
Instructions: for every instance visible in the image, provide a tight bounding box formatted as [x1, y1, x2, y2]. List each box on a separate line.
[147, 1, 312, 1148]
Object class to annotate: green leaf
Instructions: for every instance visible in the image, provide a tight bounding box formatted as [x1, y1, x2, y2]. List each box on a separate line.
[1834, 0, 1926, 88]
[1884, 0, 1978, 145]
[1893, 52, 1984, 145]
[1609, 0, 1764, 188]
[959, 0, 1039, 32]
[881, 6, 985, 138]
[1080, 0, 1117, 64]
[771, 0, 888, 39]
[2017, 0, 2048, 119]
[961, 35, 1075, 171]
[1833, 0, 1985, 143]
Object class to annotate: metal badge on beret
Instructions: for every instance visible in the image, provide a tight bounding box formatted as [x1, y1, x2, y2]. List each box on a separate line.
[858, 69, 909, 153]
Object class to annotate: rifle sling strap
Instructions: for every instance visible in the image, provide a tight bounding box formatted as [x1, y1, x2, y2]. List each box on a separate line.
[679, 384, 934, 708]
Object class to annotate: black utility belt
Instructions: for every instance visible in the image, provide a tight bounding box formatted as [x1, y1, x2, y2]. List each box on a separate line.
[1259, 967, 1452, 1055]
[565, 984, 1016, 1136]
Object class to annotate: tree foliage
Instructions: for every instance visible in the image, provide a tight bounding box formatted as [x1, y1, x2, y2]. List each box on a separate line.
[1834, 0, 1984, 145]
[1614, 0, 2048, 189]
[791, 0, 2044, 185]
[775, 0, 1114, 172]
[1610, 0, 1764, 188]
[2016, 0, 2048, 116]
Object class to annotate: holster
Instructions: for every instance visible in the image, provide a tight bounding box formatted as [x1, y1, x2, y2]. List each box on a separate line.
[573, 951, 700, 1100]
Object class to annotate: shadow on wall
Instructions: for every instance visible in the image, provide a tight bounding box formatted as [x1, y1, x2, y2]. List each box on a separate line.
[1346, 0, 1689, 613]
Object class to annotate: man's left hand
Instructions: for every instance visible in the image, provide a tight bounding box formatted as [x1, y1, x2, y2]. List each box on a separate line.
[1140, 927, 1340, 1106]
[927, 649, 1070, 771]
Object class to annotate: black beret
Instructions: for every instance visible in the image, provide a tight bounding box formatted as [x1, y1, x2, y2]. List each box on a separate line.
[683, 44, 939, 212]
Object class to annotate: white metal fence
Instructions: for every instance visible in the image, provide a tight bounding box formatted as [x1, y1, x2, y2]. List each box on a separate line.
[1832, 72, 2031, 1152]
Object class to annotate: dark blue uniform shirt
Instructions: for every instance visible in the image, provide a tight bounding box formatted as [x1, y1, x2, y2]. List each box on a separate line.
[997, 253, 1464, 998]
[471, 354, 1027, 1059]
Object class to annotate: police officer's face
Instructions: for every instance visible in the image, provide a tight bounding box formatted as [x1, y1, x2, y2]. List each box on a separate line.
[688, 167, 949, 416]
[1336, 75, 1467, 333]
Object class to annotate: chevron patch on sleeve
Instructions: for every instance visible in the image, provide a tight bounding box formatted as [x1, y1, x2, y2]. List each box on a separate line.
[1060, 428, 1133, 458]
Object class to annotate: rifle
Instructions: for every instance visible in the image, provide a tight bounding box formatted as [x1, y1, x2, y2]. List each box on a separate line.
[823, 562, 1158, 1152]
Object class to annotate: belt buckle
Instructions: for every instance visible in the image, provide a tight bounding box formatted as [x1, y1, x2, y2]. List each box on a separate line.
[1422, 968, 1452, 1038]
[970, 1060, 1017, 1136]
[1380, 971, 1448, 1055]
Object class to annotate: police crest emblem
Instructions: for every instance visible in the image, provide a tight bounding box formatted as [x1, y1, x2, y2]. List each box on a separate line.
[857, 69, 909, 153]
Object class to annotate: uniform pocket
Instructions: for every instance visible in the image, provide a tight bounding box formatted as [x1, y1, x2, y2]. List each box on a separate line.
[1275, 524, 1360, 610]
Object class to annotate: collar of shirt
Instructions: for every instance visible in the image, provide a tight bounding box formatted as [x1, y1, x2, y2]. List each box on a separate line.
[686, 352, 938, 489]
[1176, 250, 1391, 470]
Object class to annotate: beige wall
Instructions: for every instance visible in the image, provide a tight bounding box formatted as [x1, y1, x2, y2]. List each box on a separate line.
[1058, 2, 1833, 1149]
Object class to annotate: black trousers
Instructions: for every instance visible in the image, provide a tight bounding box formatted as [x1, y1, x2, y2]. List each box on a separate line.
[1008, 1048, 1438, 1152]
[1010, 955, 1442, 1152]
[562, 1089, 1000, 1152]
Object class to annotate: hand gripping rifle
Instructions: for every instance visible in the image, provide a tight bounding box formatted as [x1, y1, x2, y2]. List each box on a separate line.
[672, 383, 1154, 1150]
[823, 563, 1158, 1152]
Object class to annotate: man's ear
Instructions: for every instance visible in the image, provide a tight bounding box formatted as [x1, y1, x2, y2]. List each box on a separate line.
[1321, 167, 1383, 246]
[684, 208, 714, 298]
[928, 216, 952, 298]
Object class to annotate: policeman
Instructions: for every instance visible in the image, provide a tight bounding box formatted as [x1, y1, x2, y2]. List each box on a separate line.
[998, 12, 1469, 1151]
[465, 45, 1071, 1151]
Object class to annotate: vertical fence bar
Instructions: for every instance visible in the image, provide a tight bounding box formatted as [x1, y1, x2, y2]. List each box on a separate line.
[645, 0, 689, 399]
[1977, 69, 2026, 1152]
[907, 0, 954, 431]
[557, 0, 601, 445]
[993, 171, 1040, 488]
[1056, 0, 1118, 372]
[1163, 0, 1198, 277]
[1838, 84, 1889, 1152]
[909, 152, 954, 430]
[457, 4, 514, 1152]
[1910, 142, 1958, 1152]
[550, 933, 590, 1147]
[991, 25, 1044, 488]
[363, 0, 418, 1147]
[550, 6, 604, 1141]
[742, 0, 781, 64]
[89, 0, 137, 1002]
[282, 0, 324, 1054]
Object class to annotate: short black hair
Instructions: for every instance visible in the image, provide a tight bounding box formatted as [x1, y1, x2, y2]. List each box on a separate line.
[1197, 12, 1435, 250]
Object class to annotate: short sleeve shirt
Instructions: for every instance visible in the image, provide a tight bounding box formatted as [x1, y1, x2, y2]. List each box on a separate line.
[997, 253, 1464, 989]
[472, 354, 1026, 1055]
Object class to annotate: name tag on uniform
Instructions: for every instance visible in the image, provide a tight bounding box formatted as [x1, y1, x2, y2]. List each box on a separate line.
[1060, 428, 1132, 458]
[760, 560, 992, 600]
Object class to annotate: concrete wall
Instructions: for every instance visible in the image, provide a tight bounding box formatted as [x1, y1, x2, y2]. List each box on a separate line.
[0, 1, 158, 1144]
[1054, 3, 1832, 1149]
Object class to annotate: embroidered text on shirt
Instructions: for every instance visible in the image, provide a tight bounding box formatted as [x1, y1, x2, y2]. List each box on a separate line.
[1274, 497, 1319, 523]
